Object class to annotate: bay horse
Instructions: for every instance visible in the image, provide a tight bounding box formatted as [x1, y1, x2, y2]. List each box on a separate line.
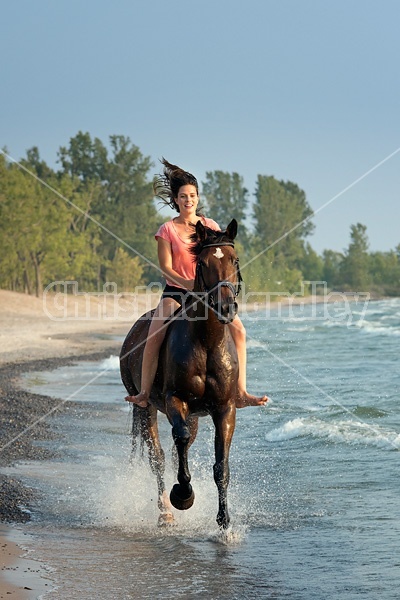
[120, 219, 242, 529]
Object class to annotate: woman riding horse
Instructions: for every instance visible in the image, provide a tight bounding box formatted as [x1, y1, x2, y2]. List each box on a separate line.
[121, 218, 257, 528]
[124, 158, 268, 409]
[121, 159, 269, 528]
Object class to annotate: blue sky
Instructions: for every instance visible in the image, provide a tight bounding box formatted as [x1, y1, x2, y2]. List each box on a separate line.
[2, 0, 399, 254]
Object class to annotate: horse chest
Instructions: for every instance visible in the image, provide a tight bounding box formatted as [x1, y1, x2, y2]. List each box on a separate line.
[164, 343, 231, 396]
[206, 345, 238, 389]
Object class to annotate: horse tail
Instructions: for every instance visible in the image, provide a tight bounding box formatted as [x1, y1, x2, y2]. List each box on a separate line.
[131, 404, 146, 457]
[119, 355, 145, 458]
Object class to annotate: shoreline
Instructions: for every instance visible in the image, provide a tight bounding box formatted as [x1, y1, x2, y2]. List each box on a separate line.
[0, 349, 121, 599]
[0, 290, 146, 598]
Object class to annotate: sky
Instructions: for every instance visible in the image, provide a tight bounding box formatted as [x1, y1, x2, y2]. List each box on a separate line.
[1, 0, 399, 255]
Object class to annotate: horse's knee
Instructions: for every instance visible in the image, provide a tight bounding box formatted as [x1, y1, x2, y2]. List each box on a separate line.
[172, 422, 190, 444]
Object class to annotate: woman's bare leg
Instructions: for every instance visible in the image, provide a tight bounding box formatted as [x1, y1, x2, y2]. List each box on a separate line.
[228, 316, 269, 408]
[125, 298, 179, 407]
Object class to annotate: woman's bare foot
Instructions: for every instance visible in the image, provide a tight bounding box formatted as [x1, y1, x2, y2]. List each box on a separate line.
[124, 391, 149, 407]
[236, 392, 269, 408]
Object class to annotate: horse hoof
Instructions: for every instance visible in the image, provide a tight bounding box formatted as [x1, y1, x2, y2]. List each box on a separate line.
[169, 483, 195, 511]
[158, 512, 175, 527]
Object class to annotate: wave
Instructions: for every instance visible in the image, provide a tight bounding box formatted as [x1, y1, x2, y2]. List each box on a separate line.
[320, 317, 400, 336]
[265, 417, 400, 450]
[98, 355, 121, 370]
[356, 322, 400, 336]
[286, 326, 315, 332]
[247, 339, 265, 348]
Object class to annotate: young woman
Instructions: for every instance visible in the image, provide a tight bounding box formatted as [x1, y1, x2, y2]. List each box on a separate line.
[125, 159, 268, 408]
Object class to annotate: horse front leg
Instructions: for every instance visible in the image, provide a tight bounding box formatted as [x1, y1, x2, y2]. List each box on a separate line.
[142, 405, 174, 526]
[166, 393, 195, 511]
[212, 404, 236, 529]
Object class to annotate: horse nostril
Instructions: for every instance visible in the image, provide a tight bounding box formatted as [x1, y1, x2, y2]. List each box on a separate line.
[229, 302, 238, 319]
[216, 299, 237, 323]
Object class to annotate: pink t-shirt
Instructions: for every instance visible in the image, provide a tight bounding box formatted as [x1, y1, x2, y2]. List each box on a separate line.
[155, 217, 220, 286]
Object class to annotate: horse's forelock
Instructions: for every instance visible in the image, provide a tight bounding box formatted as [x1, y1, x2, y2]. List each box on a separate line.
[189, 227, 233, 257]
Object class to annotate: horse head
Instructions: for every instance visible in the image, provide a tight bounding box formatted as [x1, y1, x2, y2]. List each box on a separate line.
[191, 219, 242, 324]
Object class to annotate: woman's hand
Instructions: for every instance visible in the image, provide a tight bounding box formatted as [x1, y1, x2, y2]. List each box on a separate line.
[158, 238, 194, 289]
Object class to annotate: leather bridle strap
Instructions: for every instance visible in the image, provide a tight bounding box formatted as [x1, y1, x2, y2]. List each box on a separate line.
[201, 242, 235, 249]
[195, 244, 242, 299]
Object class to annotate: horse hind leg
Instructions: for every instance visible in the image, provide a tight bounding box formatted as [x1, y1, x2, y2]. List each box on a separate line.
[142, 406, 175, 526]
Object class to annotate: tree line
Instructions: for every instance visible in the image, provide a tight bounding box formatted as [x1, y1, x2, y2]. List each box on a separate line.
[1, 131, 399, 297]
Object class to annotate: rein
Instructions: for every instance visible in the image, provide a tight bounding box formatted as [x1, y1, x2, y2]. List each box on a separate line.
[201, 243, 235, 249]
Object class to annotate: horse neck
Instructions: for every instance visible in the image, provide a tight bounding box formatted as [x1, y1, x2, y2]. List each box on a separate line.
[186, 292, 226, 347]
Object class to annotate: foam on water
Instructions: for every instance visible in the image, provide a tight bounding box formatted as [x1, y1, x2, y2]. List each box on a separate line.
[246, 338, 265, 348]
[265, 417, 400, 449]
[356, 322, 400, 336]
[98, 354, 120, 370]
[286, 325, 315, 332]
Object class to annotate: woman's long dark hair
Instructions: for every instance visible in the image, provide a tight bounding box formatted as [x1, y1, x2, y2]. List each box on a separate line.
[153, 158, 200, 213]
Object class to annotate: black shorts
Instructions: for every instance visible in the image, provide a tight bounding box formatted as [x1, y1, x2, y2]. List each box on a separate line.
[162, 284, 191, 306]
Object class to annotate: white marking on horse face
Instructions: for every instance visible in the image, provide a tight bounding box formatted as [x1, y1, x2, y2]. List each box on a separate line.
[213, 247, 224, 259]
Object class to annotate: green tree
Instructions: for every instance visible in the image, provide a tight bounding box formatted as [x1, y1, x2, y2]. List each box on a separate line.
[57, 132, 160, 286]
[106, 247, 144, 291]
[322, 249, 344, 289]
[202, 171, 250, 250]
[340, 223, 370, 290]
[301, 243, 324, 282]
[0, 148, 109, 295]
[104, 135, 157, 265]
[250, 175, 314, 291]
[24, 146, 55, 180]
[0, 157, 75, 295]
[369, 249, 400, 295]
[58, 131, 108, 183]
[53, 174, 104, 289]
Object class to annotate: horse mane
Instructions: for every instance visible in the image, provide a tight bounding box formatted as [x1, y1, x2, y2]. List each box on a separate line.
[189, 225, 234, 257]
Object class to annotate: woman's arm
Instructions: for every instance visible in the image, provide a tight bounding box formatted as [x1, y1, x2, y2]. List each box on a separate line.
[157, 237, 194, 290]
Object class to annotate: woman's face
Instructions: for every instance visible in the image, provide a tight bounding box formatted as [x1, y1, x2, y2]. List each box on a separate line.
[175, 184, 199, 213]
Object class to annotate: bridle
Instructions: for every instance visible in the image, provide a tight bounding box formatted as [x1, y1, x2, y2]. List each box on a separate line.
[195, 242, 243, 309]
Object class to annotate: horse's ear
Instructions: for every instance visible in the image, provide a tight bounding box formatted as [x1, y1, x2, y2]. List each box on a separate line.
[196, 220, 207, 241]
[226, 219, 238, 241]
